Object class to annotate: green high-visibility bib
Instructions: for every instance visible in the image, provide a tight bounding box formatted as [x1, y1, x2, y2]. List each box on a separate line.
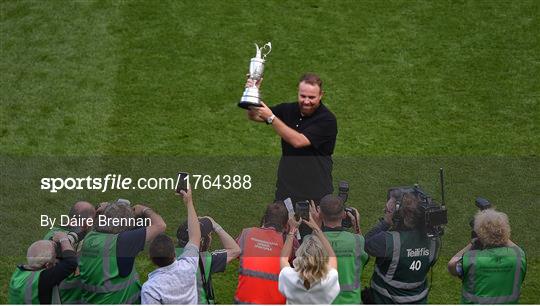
[461, 246, 526, 304]
[323, 231, 368, 304]
[79, 231, 141, 304]
[371, 230, 439, 304]
[8, 268, 42, 304]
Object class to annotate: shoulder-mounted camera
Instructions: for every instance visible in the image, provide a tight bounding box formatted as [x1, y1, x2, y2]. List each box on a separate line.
[387, 169, 448, 237]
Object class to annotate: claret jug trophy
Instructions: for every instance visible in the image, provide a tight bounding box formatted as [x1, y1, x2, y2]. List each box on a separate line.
[238, 42, 272, 109]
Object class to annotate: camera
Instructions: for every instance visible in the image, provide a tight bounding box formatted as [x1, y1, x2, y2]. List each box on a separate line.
[49, 232, 79, 257]
[337, 181, 357, 229]
[66, 226, 87, 242]
[295, 200, 310, 221]
[338, 180, 349, 204]
[294, 200, 312, 240]
[387, 184, 447, 238]
[470, 197, 492, 246]
[342, 207, 357, 228]
[475, 197, 492, 211]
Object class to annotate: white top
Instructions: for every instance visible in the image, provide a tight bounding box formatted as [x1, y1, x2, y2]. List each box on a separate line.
[278, 266, 340, 304]
[141, 242, 199, 305]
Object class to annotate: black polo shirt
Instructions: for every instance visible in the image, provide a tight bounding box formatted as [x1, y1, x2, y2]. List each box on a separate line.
[270, 101, 337, 201]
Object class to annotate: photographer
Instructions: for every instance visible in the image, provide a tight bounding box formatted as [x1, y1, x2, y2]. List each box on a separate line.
[365, 193, 440, 304]
[8, 232, 77, 304]
[41, 200, 95, 304]
[78, 199, 166, 304]
[176, 216, 241, 304]
[43, 201, 95, 249]
[312, 195, 369, 304]
[448, 209, 526, 304]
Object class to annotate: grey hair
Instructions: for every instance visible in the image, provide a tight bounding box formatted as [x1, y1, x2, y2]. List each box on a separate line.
[95, 202, 134, 234]
[474, 209, 511, 247]
[27, 240, 55, 270]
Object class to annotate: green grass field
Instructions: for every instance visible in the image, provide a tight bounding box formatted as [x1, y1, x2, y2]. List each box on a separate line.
[1, 0, 539, 304]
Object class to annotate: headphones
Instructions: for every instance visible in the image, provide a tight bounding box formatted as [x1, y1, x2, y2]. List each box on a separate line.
[392, 195, 404, 228]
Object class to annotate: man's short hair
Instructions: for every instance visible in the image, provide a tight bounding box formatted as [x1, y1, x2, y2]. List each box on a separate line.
[96, 201, 134, 234]
[299, 73, 323, 92]
[474, 209, 511, 247]
[319, 194, 344, 222]
[398, 193, 423, 230]
[149, 234, 175, 267]
[27, 240, 55, 270]
[68, 201, 95, 220]
[262, 202, 288, 232]
[68, 201, 95, 236]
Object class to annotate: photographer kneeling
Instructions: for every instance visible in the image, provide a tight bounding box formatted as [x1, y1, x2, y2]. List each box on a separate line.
[364, 193, 440, 304]
[448, 209, 526, 304]
[8, 232, 77, 304]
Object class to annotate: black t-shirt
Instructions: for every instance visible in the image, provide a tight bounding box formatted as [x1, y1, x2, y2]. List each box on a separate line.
[32, 249, 77, 304]
[271, 102, 337, 201]
[116, 227, 146, 277]
[209, 249, 228, 274]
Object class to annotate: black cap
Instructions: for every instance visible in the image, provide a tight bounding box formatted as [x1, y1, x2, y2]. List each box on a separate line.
[176, 217, 213, 246]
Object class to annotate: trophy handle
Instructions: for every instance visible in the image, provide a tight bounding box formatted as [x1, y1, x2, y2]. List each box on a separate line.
[261, 42, 272, 59]
[254, 43, 261, 59]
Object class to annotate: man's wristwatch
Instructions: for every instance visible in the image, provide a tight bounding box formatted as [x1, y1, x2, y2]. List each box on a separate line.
[266, 114, 275, 125]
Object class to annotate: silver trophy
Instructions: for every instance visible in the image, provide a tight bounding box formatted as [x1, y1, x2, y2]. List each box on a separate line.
[238, 42, 272, 109]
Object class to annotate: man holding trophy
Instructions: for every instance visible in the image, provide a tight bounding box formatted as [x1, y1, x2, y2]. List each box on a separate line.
[240, 42, 338, 204]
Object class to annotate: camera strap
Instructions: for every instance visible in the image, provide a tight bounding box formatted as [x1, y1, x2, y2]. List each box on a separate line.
[198, 254, 215, 304]
[428, 238, 442, 293]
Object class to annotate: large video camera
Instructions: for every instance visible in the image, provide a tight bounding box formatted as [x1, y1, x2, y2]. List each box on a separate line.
[387, 169, 448, 237]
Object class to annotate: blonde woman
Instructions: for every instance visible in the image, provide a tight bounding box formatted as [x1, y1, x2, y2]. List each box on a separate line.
[278, 213, 340, 304]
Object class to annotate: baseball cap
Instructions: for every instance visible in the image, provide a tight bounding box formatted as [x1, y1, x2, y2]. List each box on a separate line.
[176, 217, 213, 246]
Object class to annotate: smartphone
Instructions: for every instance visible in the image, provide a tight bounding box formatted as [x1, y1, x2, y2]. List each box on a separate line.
[284, 198, 295, 217]
[295, 200, 310, 221]
[176, 172, 189, 193]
